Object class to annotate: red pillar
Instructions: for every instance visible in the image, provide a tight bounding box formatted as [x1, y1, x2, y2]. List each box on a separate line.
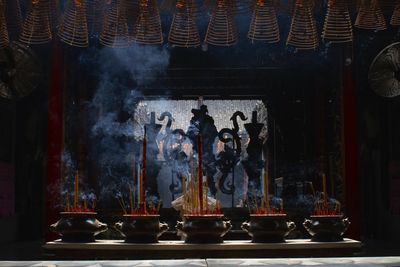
[46, 44, 63, 241]
[343, 64, 361, 240]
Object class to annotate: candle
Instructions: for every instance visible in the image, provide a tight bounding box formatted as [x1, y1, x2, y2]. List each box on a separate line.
[197, 135, 203, 214]
[74, 170, 79, 209]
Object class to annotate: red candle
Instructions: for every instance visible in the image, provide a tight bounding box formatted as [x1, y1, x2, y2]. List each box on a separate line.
[197, 135, 203, 214]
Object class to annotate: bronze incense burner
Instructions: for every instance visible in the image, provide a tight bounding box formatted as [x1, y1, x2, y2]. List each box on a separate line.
[115, 214, 168, 243]
[176, 215, 232, 243]
[50, 212, 108, 242]
[303, 215, 350, 242]
[241, 214, 296, 243]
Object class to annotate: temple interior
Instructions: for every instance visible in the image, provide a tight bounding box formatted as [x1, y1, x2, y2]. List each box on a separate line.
[0, 0, 400, 265]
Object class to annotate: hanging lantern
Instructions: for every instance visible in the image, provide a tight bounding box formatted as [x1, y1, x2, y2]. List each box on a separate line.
[20, 0, 53, 44]
[322, 0, 353, 43]
[132, 0, 163, 45]
[0, 0, 9, 48]
[168, 0, 200, 47]
[204, 0, 238, 46]
[4, 0, 22, 39]
[100, 0, 131, 48]
[58, 0, 89, 47]
[286, 0, 319, 50]
[391, 1, 400, 25]
[355, 0, 386, 31]
[248, 0, 280, 43]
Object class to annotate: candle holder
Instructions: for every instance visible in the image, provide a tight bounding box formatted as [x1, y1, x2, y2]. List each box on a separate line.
[241, 214, 296, 243]
[115, 214, 169, 243]
[176, 214, 232, 243]
[50, 212, 108, 242]
[303, 215, 350, 242]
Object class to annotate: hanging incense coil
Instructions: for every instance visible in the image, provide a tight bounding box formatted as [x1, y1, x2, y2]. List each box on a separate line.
[100, 0, 131, 47]
[132, 0, 163, 45]
[286, 0, 319, 50]
[4, 0, 22, 39]
[355, 0, 387, 31]
[322, 0, 353, 43]
[20, 0, 52, 44]
[58, 0, 89, 47]
[168, 0, 200, 47]
[248, 0, 280, 43]
[391, 1, 400, 25]
[0, 0, 9, 48]
[86, 0, 106, 36]
[204, 0, 238, 46]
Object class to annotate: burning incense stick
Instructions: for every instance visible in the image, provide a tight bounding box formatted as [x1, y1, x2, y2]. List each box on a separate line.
[197, 134, 203, 214]
[182, 175, 186, 195]
[74, 170, 79, 209]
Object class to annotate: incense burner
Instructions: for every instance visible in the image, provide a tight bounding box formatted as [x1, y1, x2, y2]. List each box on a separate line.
[241, 214, 296, 243]
[176, 215, 232, 243]
[303, 215, 350, 242]
[50, 212, 108, 242]
[115, 214, 169, 243]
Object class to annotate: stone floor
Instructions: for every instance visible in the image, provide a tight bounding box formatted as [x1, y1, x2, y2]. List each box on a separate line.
[0, 257, 400, 267]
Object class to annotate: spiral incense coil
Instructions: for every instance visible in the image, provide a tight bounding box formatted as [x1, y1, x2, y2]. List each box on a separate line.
[86, 0, 106, 36]
[58, 0, 89, 47]
[4, 0, 22, 39]
[132, 0, 163, 45]
[286, 0, 319, 50]
[20, 0, 53, 44]
[391, 2, 400, 25]
[168, 0, 200, 47]
[100, 0, 131, 48]
[204, 0, 238, 46]
[248, 0, 280, 43]
[355, 0, 386, 31]
[322, 0, 353, 43]
[0, 0, 9, 48]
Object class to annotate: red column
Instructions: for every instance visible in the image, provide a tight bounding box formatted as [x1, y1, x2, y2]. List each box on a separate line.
[343, 64, 361, 240]
[46, 44, 63, 241]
